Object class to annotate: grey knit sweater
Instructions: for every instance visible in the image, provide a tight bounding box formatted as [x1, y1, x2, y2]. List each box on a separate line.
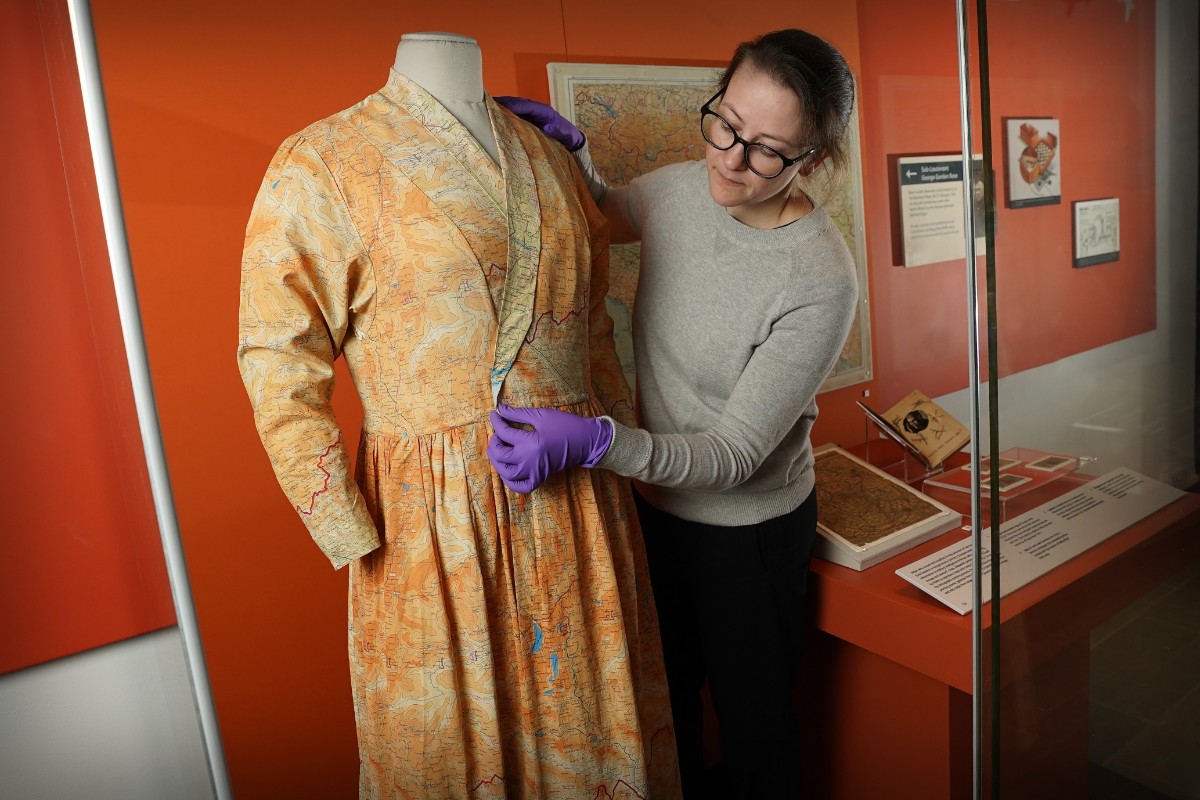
[596, 160, 858, 526]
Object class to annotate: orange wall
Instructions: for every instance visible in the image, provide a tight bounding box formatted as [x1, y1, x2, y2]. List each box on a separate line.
[857, 0, 1158, 401]
[86, 0, 1158, 795]
[0, 0, 173, 675]
[985, 0, 1157, 378]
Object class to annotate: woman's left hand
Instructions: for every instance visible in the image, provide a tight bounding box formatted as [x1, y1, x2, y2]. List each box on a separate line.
[487, 405, 613, 493]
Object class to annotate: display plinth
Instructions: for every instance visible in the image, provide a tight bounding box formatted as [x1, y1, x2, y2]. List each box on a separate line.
[800, 440, 1200, 800]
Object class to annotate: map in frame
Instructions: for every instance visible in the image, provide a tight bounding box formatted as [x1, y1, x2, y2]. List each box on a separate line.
[812, 444, 962, 571]
[547, 62, 872, 394]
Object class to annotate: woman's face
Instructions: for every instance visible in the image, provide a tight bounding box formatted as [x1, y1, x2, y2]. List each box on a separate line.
[704, 67, 808, 220]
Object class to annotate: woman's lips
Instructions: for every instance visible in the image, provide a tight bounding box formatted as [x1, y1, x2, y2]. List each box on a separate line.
[714, 169, 741, 186]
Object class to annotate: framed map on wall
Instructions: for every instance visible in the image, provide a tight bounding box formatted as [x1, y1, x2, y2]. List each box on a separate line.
[547, 63, 872, 393]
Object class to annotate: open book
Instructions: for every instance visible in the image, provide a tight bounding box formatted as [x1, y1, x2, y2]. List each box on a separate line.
[858, 390, 970, 470]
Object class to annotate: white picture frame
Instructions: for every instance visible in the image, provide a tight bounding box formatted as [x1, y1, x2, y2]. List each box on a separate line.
[1073, 197, 1120, 267]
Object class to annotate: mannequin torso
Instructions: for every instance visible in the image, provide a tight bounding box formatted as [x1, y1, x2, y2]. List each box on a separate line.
[393, 32, 498, 163]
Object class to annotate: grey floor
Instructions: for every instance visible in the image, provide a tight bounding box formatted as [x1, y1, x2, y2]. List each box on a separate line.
[1088, 555, 1200, 799]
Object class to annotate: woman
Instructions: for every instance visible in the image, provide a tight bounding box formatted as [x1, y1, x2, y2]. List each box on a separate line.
[490, 29, 858, 799]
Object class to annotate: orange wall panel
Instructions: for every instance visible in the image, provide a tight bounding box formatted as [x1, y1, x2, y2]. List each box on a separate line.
[0, 0, 173, 676]
[89, 2, 568, 796]
[855, 0, 982, 401]
[985, 0, 1157, 379]
[857, 0, 1158, 407]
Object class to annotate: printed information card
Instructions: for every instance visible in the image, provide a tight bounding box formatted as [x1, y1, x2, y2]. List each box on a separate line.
[896, 469, 1185, 614]
[897, 154, 986, 267]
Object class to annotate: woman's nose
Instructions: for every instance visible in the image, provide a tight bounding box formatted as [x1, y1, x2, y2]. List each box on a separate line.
[722, 141, 748, 171]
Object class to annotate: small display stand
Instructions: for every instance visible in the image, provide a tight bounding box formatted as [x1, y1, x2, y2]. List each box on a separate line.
[863, 434, 943, 485]
[923, 446, 1080, 522]
[859, 403, 967, 485]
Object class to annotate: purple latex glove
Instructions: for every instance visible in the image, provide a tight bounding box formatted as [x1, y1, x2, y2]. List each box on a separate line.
[493, 96, 586, 152]
[487, 405, 613, 493]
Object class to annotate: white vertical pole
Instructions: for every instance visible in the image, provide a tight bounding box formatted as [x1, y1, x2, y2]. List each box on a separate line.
[64, 1, 233, 797]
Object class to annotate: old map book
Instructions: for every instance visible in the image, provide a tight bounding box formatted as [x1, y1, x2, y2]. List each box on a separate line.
[858, 390, 970, 470]
[812, 445, 963, 571]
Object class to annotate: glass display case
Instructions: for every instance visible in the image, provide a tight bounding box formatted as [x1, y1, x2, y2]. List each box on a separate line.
[976, 2, 1199, 798]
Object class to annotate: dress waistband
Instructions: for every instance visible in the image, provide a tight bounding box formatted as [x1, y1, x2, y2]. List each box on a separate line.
[361, 395, 594, 439]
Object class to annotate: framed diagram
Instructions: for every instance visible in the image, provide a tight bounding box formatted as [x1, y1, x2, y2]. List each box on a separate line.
[1003, 117, 1061, 208]
[547, 62, 873, 393]
[1073, 198, 1120, 267]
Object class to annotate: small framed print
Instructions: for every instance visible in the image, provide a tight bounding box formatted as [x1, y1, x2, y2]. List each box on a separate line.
[1004, 117, 1061, 208]
[1026, 454, 1076, 472]
[965, 456, 1020, 475]
[1073, 198, 1120, 267]
[983, 473, 1033, 493]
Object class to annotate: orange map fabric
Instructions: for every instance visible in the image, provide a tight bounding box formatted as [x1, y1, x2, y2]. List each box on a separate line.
[238, 71, 679, 799]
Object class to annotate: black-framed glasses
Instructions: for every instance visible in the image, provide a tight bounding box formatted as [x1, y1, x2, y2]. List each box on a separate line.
[700, 90, 815, 179]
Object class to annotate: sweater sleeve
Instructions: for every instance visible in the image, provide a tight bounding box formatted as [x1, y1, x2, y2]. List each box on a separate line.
[597, 254, 858, 491]
[618, 161, 689, 238]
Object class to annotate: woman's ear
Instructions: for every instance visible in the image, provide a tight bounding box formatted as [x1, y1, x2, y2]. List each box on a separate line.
[798, 150, 827, 178]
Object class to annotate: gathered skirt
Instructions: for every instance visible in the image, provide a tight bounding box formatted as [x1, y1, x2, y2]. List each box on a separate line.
[347, 408, 681, 799]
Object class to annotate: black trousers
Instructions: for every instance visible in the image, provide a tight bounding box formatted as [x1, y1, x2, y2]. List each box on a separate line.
[635, 488, 819, 800]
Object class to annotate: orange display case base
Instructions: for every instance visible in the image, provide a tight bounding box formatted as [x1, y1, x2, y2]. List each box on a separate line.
[798, 442, 1200, 799]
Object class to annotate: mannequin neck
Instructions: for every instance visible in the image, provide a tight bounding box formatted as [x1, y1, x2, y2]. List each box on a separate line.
[393, 32, 486, 107]
[392, 32, 497, 163]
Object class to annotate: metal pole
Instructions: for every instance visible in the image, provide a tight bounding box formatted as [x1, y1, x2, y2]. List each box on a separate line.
[64, 1, 232, 797]
[952, 1, 985, 798]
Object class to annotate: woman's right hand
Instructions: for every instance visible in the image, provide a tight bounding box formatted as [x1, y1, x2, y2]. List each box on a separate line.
[487, 405, 613, 493]
[494, 96, 585, 152]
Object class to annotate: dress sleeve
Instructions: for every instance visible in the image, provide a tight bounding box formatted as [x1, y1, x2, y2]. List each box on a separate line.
[237, 135, 380, 569]
[597, 265, 858, 491]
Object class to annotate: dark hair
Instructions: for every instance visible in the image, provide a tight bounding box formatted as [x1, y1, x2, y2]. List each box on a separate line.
[719, 29, 856, 176]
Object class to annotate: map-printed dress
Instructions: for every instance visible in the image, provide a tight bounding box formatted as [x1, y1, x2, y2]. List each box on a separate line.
[238, 71, 680, 799]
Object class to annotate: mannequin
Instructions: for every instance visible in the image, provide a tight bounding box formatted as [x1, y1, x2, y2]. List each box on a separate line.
[392, 31, 499, 163]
